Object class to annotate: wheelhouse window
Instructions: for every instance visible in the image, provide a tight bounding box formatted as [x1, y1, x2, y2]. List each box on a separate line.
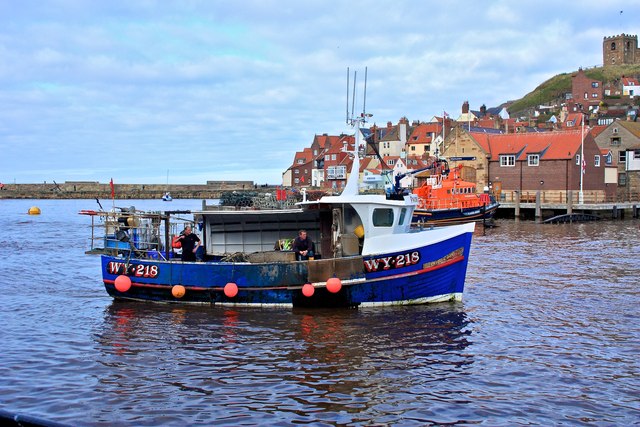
[528, 154, 539, 166]
[500, 155, 515, 167]
[398, 208, 407, 226]
[372, 208, 394, 227]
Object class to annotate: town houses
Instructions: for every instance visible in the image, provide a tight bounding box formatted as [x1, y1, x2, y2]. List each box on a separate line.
[282, 35, 640, 203]
[283, 106, 640, 203]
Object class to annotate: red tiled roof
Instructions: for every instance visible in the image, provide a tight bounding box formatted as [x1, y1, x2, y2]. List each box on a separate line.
[470, 130, 588, 161]
[589, 125, 608, 138]
[408, 123, 441, 144]
[325, 135, 354, 155]
[563, 113, 584, 127]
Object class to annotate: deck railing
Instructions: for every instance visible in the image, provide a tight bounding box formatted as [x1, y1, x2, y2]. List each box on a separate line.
[499, 190, 640, 204]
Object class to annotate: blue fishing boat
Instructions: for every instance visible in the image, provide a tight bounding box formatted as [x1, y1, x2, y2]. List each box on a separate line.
[80, 72, 475, 307]
[81, 150, 474, 308]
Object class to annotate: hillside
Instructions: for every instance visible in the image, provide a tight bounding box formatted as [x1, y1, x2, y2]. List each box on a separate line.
[506, 64, 640, 117]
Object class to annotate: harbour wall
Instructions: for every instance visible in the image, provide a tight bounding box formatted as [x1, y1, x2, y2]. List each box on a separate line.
[0, 180, 266, 199]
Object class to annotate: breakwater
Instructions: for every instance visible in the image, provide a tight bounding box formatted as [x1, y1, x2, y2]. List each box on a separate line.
[0, 180, 270, 199]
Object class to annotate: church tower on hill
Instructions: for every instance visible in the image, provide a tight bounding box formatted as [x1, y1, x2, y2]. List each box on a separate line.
[603, 34, 639, 66]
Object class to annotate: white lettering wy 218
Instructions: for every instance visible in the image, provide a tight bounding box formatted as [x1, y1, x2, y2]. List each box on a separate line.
[107, 261, 159, 278]
[363, 251, 420, 273]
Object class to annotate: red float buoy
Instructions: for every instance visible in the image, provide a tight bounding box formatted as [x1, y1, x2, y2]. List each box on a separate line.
[224, 282, 238, 298]
[114, 275, 132, 292]
[172, 285, 186, 298]
[302, 283, 315, 297]
[326, 277, 342, 293]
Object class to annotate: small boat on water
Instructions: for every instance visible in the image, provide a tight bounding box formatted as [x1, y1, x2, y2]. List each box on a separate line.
[80, 152, 475, 307]
[409, 157, 499, 226]
[79, 72, 475, 308]
[162, 192, 173, 201]
[81, 164, 475, 307]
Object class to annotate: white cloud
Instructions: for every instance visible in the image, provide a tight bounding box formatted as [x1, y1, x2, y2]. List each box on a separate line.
[1, 0, 637, 185]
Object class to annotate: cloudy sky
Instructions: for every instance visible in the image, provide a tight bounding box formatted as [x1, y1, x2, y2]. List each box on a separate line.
[1, 1, 637, 185]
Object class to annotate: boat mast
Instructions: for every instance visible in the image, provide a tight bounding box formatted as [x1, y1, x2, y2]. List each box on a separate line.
[342, 67, 371, 197]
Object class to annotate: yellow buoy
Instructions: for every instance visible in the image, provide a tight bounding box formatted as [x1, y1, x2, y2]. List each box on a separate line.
[354, 224, 364, 239]
[28, 206, 41, 215]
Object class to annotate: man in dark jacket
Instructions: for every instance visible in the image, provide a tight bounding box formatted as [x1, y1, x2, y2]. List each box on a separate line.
[292, 229, 314, 261]
[175, 225, 200, 261]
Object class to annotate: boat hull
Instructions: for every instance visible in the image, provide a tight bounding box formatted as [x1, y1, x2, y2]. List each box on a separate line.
[100, 224, 474, 308]
[412, 201, 499, 226]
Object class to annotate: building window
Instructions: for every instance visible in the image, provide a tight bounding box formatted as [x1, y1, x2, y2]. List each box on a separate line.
[610, 137, 620, 146]
[619, 173, 626, 186]
[605, 152, 612, 164]
[387, 159, 395, 166]
[592, 93, 598, 98]
[528, 154, 539, 166]
[613, 128, 618, 134]
[411, 146, 416, 151]
[325, 154, 330, 161]
[594, 155, 600, 167]
[331, 154, 337, 161]
[619, 151, 626, 163]
[592, 82, 599, 88]
[294, 178, 299, 184]
[576, 154, 581, 165]
[500, 155, 515, 167]
[327, 166, 334, 179]
[635, 150, 640, 159]
[584, 92, 588, 99]
[611, 42, 616, 50]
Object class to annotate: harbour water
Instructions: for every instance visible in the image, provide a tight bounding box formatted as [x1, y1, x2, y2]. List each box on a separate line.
[0, 199, 638, 426]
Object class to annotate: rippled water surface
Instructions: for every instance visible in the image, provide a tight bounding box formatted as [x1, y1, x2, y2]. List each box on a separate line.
[1, 199, 638, 426]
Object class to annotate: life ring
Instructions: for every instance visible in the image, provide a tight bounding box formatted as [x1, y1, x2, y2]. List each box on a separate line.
[171, 236, 182, 249]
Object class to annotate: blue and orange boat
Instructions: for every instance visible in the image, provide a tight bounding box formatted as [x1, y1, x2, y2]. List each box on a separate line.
[80, 82, 475, 307]
[81, 152, 475, 308]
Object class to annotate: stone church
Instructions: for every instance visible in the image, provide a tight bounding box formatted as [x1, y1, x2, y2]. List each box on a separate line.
[603, 34, 640, 66]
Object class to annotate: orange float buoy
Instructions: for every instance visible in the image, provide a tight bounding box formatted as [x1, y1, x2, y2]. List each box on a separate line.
[326, 277, 342, 293]
[302, 283, 315, 297]
[224, 282, 238, 298]
[171, 285, 186, 298]
[28, 206, 41, 215]
[114, 275, 132, 292]
[171, 236, 182, 248]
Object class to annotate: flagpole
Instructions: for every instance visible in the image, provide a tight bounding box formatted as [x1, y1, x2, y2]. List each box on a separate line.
[442, 111, 445, 156]
[579, 117, 584, 204]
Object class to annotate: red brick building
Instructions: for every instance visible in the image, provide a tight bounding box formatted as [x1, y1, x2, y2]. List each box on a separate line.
[479, 130, 609, 196]
[568, 68, 603, 111]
